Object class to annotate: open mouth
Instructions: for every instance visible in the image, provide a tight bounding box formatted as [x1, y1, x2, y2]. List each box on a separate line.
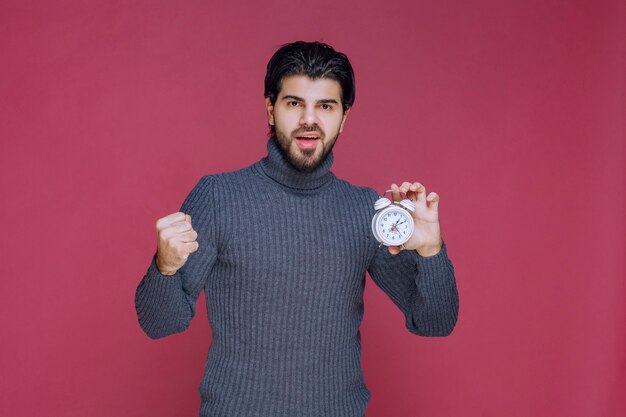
[295, 135, 320, 149]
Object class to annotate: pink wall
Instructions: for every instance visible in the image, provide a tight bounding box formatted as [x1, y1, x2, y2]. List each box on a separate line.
[1, 0, 623, 416]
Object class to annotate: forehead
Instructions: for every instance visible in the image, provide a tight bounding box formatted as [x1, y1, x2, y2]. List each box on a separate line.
[277, 75, 342, 100]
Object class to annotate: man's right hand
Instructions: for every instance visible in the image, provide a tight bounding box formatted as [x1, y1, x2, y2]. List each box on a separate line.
[155, 212, 199, 276]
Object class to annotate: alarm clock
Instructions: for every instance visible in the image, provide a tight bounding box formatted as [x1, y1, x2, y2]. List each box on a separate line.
[371, 189, 416, 247]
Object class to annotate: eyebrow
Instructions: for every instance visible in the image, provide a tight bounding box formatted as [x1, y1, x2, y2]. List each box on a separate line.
[281, 95, 340, 105]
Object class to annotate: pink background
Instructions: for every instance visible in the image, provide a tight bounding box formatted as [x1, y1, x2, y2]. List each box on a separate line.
[1, 0, 624, 416]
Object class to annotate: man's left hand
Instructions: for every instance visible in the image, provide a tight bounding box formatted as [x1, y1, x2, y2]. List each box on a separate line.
[388, 182, 443, 257]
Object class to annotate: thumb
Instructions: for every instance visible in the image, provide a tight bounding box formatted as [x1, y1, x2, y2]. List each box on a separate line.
[388, 246, 402, 256]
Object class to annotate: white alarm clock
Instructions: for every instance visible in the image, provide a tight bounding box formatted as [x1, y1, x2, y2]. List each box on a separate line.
[371, 189, 416, 246]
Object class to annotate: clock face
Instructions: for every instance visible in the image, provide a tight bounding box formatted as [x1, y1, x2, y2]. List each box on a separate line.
[374, 207, 414, 246]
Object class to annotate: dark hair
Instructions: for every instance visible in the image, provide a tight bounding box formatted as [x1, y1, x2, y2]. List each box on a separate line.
[264, 41, 355, 113]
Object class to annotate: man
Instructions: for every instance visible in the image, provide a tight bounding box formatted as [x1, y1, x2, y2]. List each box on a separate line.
[135, 41, 459, 417]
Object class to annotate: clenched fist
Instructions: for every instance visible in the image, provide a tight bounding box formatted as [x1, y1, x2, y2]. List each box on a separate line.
[155, 212, 199, 276]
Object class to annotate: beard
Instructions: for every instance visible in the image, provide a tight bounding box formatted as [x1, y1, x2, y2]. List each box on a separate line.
[273, 125, 340, 172]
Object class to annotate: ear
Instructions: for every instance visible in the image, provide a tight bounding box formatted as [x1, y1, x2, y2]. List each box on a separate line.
[338, 106, 351, 133]
[265, 97, 274, 126]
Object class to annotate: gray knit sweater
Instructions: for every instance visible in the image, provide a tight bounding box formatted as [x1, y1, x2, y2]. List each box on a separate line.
[135, 137, 459, 417]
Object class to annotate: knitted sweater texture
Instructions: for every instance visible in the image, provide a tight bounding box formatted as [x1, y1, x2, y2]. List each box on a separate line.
[135, 137, 459, 417]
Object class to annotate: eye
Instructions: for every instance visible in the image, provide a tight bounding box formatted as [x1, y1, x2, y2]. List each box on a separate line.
[320, 104, 333, 110]
[287, 101, 300, 107]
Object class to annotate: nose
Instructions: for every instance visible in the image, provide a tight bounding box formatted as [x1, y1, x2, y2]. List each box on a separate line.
[299, 105, 318, 126]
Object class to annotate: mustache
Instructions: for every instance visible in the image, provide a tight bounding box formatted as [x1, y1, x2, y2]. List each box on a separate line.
[293, 126, 324, 136]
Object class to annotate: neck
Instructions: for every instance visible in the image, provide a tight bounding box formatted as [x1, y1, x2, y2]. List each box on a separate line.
[257, 136, 335, 191]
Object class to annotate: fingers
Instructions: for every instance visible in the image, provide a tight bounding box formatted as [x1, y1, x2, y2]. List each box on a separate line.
[157, 211, 198, 249]
[171, 239, 198, 259]
[398, 182, 412, 201]
[175, 229, 198, 243]
[159, 220, 192, 238]
[427, 192, 439, 212]
[391, 182, 440, 209]
[390, 183, 402, 202]
[156, 212, 192, 231]
[183, 241, 199, 255]
[392, 182, 426, 203]
[401, 182, 426, 203]
[155, 212, 197, 274]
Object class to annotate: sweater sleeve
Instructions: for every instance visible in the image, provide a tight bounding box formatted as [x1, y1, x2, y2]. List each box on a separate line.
[366, 241, 459, 337]
[134, 175, 220, 339]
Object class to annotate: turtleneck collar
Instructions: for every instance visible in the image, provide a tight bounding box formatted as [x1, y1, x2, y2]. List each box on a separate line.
[256, 136, 336, 191]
